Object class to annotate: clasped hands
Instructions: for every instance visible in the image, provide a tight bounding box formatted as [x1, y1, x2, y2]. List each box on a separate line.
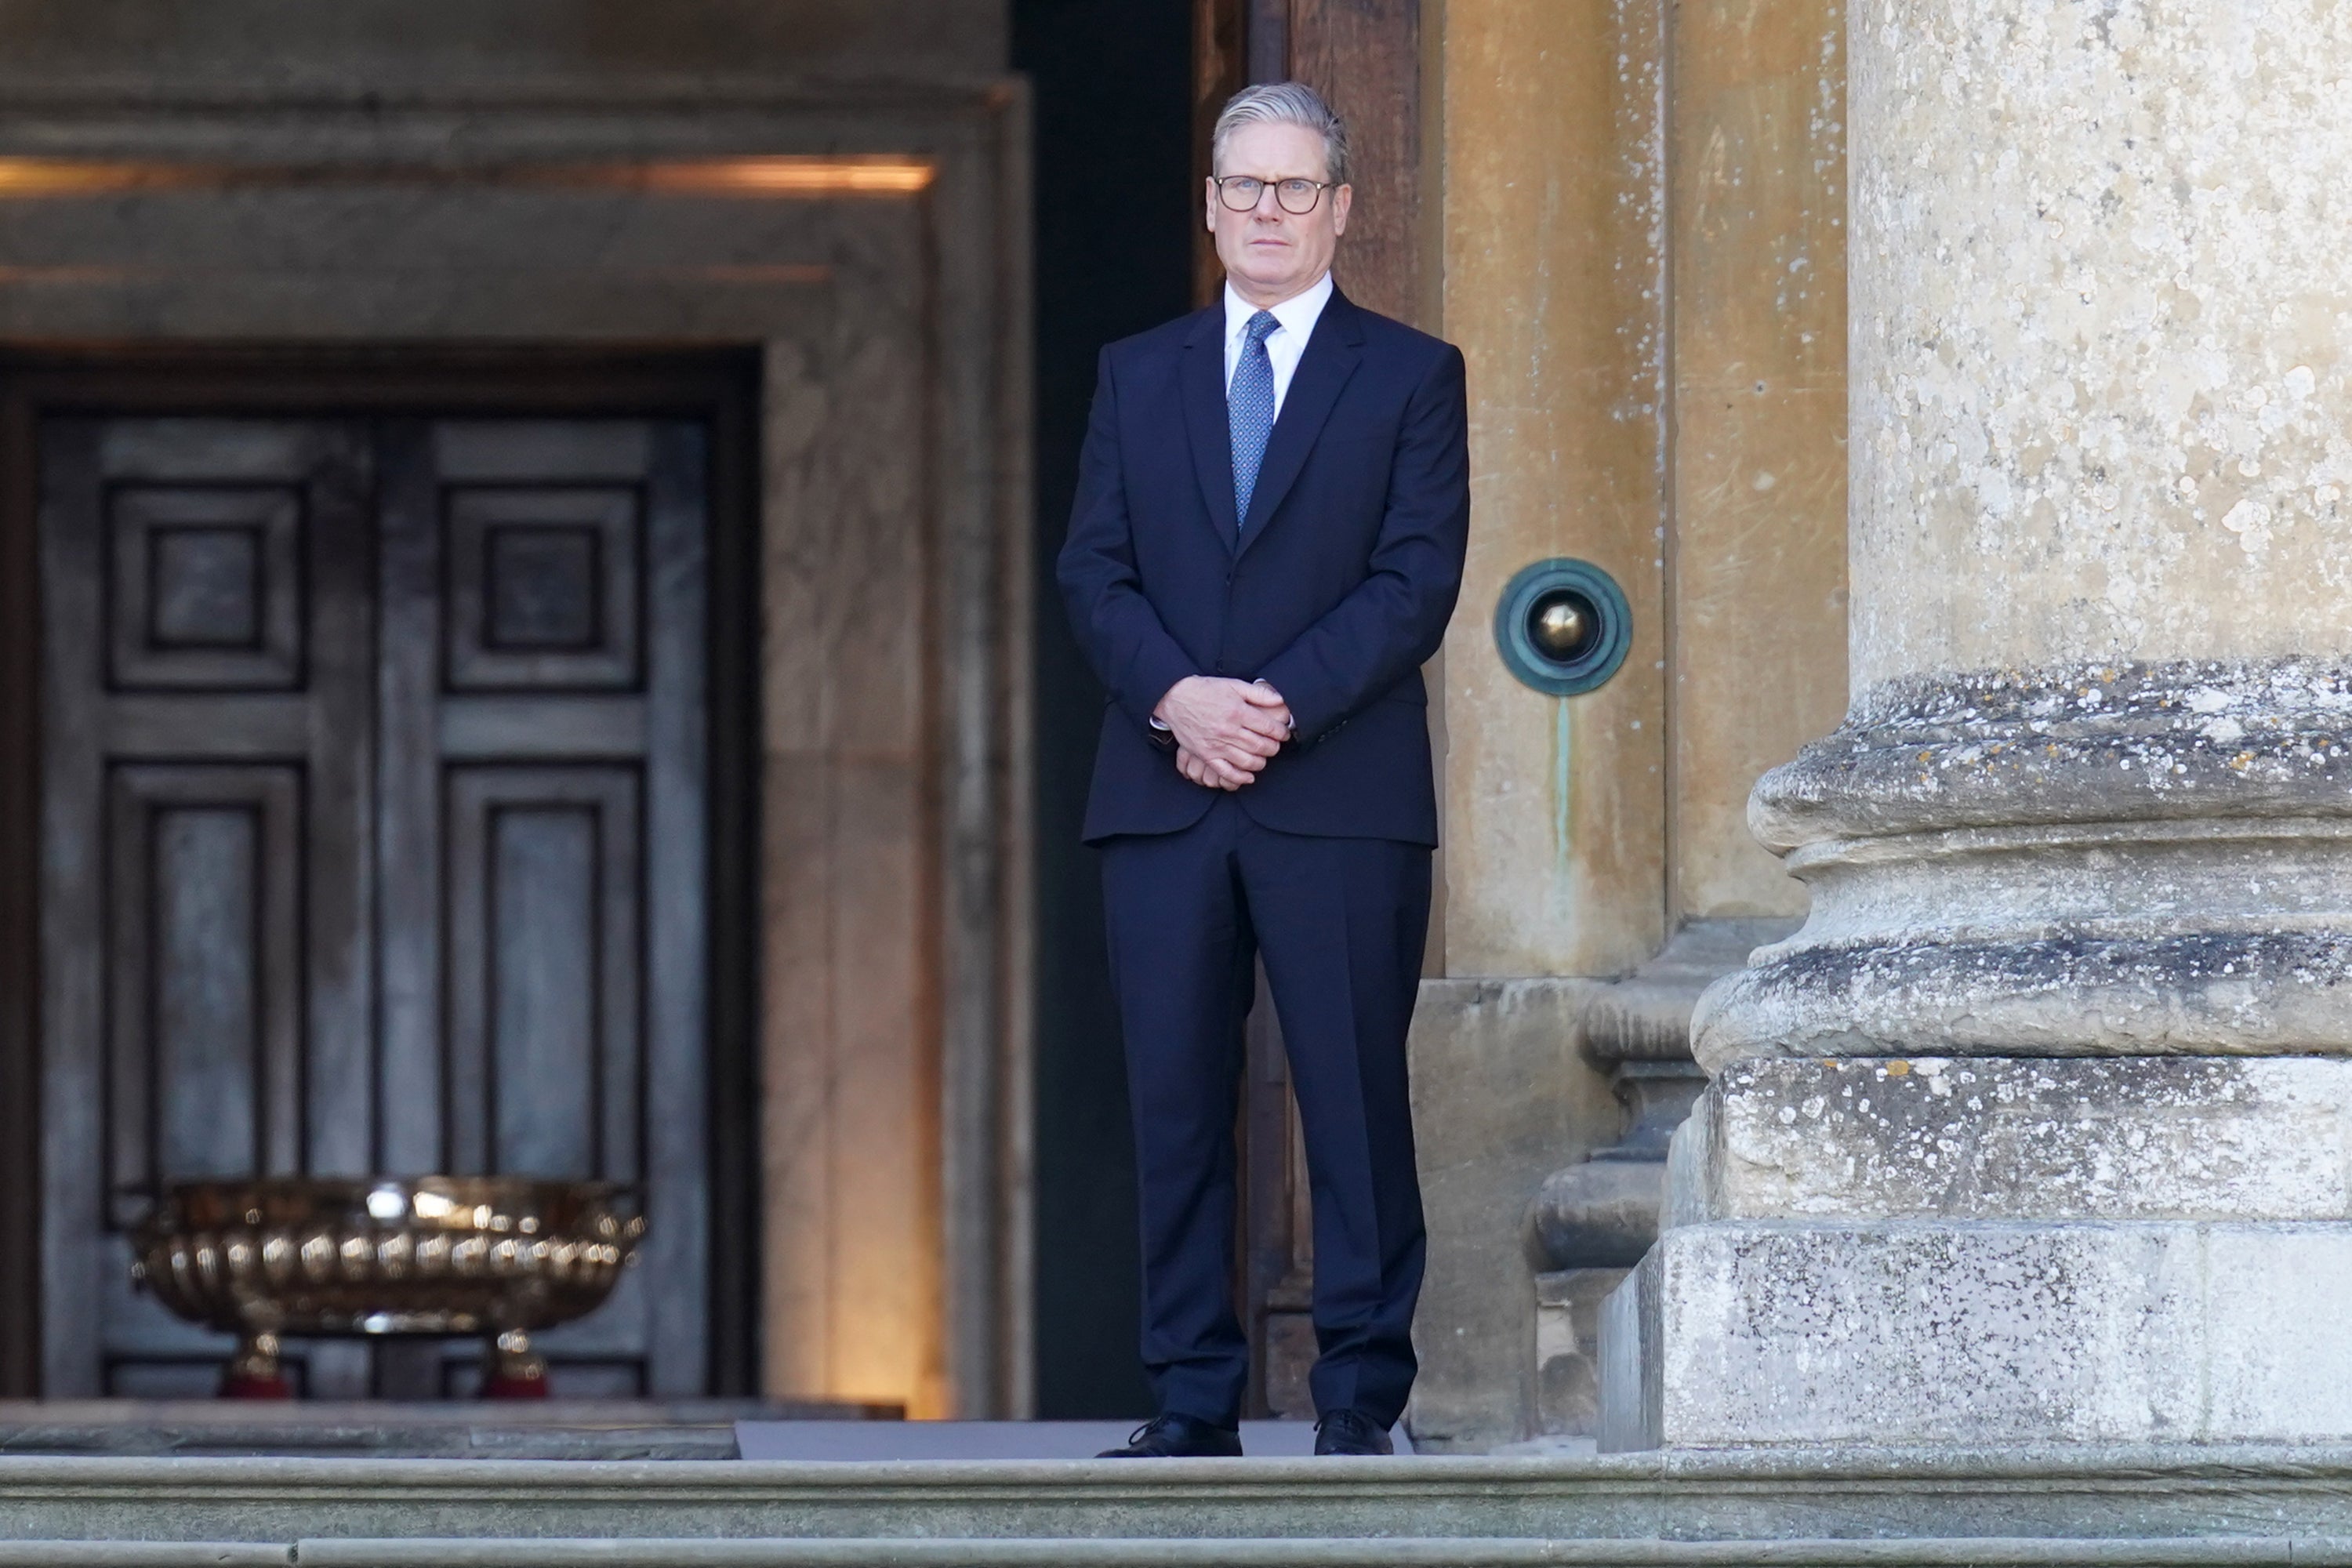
[1154, 675, 1294, 790]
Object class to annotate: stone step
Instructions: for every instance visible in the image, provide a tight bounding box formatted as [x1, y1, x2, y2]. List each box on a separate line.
[6, 1540, 2352, 1567]
[14, 1446, 2352, 1549]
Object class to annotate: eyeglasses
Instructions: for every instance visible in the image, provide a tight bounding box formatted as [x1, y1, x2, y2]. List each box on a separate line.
[1214, 175, 1335, 215]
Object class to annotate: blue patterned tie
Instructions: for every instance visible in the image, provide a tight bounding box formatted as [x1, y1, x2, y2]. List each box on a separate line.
[1229, 310, 1279, 529]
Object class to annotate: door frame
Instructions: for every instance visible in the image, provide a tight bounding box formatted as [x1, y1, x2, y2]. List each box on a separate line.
[0, 346, 766, 1396]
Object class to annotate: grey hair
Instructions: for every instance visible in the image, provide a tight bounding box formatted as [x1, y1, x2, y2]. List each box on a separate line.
[1211, 81, 1352, 188]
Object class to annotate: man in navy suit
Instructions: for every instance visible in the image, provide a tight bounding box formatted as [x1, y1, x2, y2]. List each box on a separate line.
[1058, 81, 1469, 1458]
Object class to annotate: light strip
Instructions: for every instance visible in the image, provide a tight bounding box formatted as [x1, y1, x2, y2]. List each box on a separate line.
[626, 158, 935, 195]
[0, 160, 192, 194]
[0, 156, 935, 198]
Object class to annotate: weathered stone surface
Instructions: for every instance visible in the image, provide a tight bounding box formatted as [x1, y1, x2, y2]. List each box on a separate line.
[1534, 1267, 1628, 1439]
[1404, 978, 1617, 1454]
[1850, 2, 2352, 691]
[1606, 1219, 2352, 1450]
[1696, 926, 2352, 1070]
[1534, 1156, 1670, 1272]
[1671, 1056, 2352, 1225]
[1617, 0, 2352, 1460]
[1693, 663, 2352, 1069]
[1538, 920, 1782, 1274]
[1530, 924, 1780, 1439]
[1582, 920, 1796, 1065]
[1687, 0, 2352, 1073]
[1690, 0, 2352, 1070]
[1751, 661, 2352, 848]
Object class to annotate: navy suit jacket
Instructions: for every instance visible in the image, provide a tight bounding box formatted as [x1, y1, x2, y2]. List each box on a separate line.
[1058, 285, 1470, 846]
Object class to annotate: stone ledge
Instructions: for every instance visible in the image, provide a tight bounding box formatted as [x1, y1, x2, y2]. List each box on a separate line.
[1690, 659, 2352, 1069]
[1670, 1057, 2352, 1223]
[1693, 931, 2352, 1069]
[1750, 659, 2352, 848]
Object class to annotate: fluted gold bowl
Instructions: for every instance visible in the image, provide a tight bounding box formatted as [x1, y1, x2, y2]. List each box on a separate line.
[130, 1176, 644, 1396]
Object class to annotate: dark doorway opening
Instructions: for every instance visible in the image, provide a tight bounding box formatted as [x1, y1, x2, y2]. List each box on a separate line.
[1014, 0, 1198, 1418]
[0, 348, 763, 1398]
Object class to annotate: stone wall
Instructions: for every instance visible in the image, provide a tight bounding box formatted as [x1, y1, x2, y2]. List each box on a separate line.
[0, 0, 1007, 91]
[1406, 0, 1848, 1450]
[1669, 0, 1851, 920]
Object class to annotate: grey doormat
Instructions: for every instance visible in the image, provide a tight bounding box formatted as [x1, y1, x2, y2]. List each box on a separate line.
[733, 1420, 1412, 1459]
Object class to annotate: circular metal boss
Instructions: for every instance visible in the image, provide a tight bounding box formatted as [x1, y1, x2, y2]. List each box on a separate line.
[1492, 557, 1632, 697]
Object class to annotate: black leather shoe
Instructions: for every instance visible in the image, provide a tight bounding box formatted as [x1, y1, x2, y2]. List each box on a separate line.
[1097, 1412, 1243, 1458]
[1312, 1409, 1394, 1456]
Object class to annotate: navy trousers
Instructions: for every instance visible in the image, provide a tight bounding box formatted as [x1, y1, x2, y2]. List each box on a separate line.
[1099, 795, 1430, 1428]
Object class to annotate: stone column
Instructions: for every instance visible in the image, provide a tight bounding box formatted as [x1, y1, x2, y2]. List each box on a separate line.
[1605, 0, 2352, 1447]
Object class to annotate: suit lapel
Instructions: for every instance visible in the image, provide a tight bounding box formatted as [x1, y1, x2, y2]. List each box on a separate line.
[1178, 307, 1241, 548]
[1236, 288, 1365, 559]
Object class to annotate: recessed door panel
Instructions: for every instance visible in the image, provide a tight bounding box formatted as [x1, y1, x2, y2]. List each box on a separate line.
[40, 410, 710, 1399]
[443, 765, 644, 1185]
[104, 764, 305, 1212]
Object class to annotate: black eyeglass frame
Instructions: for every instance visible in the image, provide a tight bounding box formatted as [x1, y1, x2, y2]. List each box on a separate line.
[1212, 175, 1338, 216]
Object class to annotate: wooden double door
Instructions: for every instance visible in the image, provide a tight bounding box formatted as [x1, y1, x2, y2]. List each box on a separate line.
[34, 397, 722, 1398]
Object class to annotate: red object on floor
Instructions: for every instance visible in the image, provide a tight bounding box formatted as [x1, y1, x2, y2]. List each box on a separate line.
[219, 1371, 295, 1400]
[479, 1372, 552, 1399]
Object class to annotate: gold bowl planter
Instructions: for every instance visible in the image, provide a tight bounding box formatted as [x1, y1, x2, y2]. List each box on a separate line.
[130, 1176, 644, 1398]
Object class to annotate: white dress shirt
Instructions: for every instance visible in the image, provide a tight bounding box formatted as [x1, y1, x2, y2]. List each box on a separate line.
[1224, 270, 1334, 419]
[1149, 273, 1331, 740]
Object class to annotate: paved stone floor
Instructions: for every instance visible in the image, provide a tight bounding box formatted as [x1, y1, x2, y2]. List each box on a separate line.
[0, 1399, 891, 1461]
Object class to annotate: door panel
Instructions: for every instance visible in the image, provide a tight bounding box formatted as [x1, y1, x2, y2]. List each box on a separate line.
[42, 418, 374, 1398]
[41, 411, 710, 1399]
[105, 764, 306, 1206]
[107, 485, 307, 692]
[444, 485, 643, 692]
[442, 765, 643, 1183]
[371, 417, 708, 1396]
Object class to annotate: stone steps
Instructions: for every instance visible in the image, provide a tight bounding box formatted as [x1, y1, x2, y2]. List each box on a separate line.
[12, 1448, 2352, 1563]
[7, 1541, 2352, 1567]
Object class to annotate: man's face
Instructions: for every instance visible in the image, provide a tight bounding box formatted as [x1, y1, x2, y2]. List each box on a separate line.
[1208, 119, 1351, 305]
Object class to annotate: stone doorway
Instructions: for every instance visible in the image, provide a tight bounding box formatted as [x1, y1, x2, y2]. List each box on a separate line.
[0, 352, 767, 1398]
[0, 82, 1028, 1417]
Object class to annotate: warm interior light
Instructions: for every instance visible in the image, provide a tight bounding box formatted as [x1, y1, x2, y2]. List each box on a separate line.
[0, 159, 193, 194]
[0, 156, 936, 198]
[629, 158, 936, 195]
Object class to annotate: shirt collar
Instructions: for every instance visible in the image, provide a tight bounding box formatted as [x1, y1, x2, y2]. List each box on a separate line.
[1224, 270, 1334, 349]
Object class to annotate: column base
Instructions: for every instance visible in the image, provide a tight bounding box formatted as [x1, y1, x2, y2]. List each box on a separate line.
[1693, 659, 2352, 1071]
[1603, 1055, 2352, 1450]
[1602, 1218, 2352, 1450]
